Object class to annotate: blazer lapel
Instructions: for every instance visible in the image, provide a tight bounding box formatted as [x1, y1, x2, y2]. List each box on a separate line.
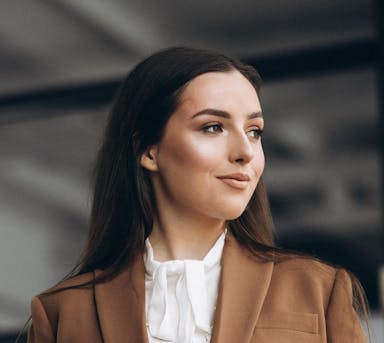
[94, 255, 149, 343]
[210, 232, 274, 343]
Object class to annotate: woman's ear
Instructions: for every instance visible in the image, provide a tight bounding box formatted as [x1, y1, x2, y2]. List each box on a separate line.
[140, 145, 159, 172]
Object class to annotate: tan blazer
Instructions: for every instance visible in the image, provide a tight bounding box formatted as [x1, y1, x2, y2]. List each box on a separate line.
[28, 232, 368, 342]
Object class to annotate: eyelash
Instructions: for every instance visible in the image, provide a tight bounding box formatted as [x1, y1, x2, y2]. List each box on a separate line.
[202, 123, 264, 138]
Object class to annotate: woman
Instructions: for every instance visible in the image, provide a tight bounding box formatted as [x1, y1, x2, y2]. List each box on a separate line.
[27, 47, 369, 342]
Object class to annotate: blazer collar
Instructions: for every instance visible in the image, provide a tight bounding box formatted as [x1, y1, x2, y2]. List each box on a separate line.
[210, 233, 274, 342]
[94, 255, 148, 342]
[94, 231, 274, 343]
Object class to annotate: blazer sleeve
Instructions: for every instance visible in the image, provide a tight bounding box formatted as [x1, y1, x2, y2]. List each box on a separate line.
[27, 296, 54, 343]
[325, 268, 368, 343]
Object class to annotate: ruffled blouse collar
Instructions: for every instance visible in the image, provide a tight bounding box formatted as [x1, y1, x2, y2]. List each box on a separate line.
[144, 229, 227, 341]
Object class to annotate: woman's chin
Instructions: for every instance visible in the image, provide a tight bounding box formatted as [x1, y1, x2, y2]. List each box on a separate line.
[224, 211, 245, 220]
[211, 204, 248, 221]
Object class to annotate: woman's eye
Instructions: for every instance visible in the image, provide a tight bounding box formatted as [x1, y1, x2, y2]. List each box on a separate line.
[248, 128, 264, 139]
[202, 124, 223, 133]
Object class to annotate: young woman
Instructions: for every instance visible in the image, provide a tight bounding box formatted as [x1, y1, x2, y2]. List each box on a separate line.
[27, 47, 369, 342]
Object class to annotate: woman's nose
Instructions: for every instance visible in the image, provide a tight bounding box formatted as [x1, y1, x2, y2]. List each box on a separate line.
[228, 132, 255, 164]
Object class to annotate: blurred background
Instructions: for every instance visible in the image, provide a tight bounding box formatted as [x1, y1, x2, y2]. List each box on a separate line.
[0, 0, 383, 342]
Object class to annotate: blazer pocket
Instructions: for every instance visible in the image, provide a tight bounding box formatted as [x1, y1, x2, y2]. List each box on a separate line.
[256, 312, 319, 334]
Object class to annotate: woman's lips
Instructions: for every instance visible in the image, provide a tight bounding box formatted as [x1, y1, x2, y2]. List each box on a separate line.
[219, 178, 249, 189]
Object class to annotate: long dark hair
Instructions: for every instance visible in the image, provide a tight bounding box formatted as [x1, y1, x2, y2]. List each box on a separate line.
[38, 46, 370, 336]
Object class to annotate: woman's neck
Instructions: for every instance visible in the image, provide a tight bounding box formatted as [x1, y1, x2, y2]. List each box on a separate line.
[148, 216, 226, 262]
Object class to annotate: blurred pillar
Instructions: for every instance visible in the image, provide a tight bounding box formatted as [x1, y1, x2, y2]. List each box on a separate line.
[377, 0, 384, 198]
[374, 0, 384, 312]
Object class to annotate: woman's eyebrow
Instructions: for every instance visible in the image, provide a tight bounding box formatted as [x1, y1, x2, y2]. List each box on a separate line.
[191, 108, 263, 119]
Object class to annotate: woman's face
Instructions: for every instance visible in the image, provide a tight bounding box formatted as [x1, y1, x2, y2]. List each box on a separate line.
[141, 70, 265, 221]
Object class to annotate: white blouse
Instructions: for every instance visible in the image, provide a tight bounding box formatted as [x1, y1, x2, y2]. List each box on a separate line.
[144, 229, 227, 343]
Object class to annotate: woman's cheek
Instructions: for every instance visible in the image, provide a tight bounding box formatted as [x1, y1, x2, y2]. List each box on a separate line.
[251, 144, 264, 169]
[166, 135, 222, 169]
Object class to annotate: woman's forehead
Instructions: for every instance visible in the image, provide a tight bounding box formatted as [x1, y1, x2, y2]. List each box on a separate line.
[177, 71, 261, 114]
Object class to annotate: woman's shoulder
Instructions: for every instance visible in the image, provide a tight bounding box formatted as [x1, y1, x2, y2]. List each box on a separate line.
[274, 255, 336, 273]
[29, 271, 96, 331]
[266, 255, 358, 310]
[30, 270, 103, 337]
[271, 255, 350, 288]
[39, 271, 96, 296]
[33, 271, 96, 315]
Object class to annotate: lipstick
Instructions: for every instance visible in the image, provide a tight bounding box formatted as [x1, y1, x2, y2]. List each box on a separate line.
[217, 173, 250, 190]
